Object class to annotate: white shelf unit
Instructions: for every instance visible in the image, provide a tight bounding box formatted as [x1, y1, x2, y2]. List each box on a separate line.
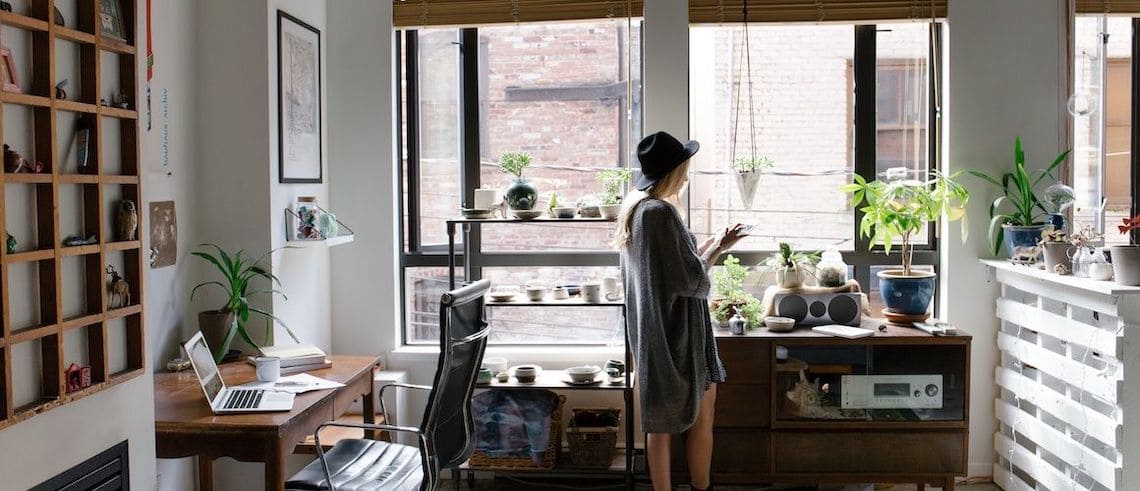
[981, 260, 1140, 491]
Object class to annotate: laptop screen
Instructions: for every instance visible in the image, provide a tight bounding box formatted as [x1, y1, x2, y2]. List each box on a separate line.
[187, 335, 224, 403]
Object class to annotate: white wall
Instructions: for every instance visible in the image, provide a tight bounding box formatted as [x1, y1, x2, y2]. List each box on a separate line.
[944, 0, 1069, 477]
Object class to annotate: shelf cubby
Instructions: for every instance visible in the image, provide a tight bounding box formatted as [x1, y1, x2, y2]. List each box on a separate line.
[0, 0, 141, 431]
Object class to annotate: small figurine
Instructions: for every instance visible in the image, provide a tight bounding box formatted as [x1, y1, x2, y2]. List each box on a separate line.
[62, 234, 97, 246]
[106, 265, 130, 308]
[3, 145, 44, 173]
[0, 2, 12, 13]
[54, 79, 68, 100]
[99, 98, 108, 107]
[116, 199, 138, 241]
[5, 231, 15, 254]
[65, 363, 92, 393]
[111, 90, 130, 109]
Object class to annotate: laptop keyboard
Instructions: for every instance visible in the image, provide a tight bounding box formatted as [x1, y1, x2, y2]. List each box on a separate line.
[223, 389, 264, 409]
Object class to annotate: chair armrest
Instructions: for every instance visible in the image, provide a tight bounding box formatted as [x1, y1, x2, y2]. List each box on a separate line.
[377, 383, 431, 427]
[312, 421, 429, 491]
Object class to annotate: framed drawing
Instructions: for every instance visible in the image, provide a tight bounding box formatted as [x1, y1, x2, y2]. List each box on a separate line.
[0, 47, 19, 93]
[98, 0, 127, 41]
[277, 11, 322, 183]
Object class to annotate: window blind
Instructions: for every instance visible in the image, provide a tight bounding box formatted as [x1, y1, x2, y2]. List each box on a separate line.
[689, 0, 945, 24]
[392, 0, 644, 27]
[1076, 1, 1140, 13]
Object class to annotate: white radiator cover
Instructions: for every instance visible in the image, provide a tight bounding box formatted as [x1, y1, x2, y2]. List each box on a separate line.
[982, 260, 1140, 491]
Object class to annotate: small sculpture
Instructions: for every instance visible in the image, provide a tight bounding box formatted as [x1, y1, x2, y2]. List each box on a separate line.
[1010, 245, 1043, 266]
[116, 200, 138, 241]
[5, 231, 14, 253]
[65, 363, 92, 393]
[111, 90, 130, 109]
[54, 79, 67, 100]
[4, 144, 44, 173]
[106, 265, 130, 308]
[487, 197, 508, 219]
[62, 234, 97, 246]
[0, 2, 12, 13]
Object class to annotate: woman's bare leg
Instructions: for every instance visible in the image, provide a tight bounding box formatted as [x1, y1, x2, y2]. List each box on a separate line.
[685, 384, 718, 490]
[646, 433, 672, 491]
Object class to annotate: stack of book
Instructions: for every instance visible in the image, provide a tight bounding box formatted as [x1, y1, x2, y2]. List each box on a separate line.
[252, 344, 331, 375]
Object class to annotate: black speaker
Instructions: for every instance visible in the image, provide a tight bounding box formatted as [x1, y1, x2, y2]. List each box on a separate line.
[773, 292, 862, 326]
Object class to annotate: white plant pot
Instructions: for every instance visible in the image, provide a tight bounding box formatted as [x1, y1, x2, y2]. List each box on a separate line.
[734, 170, 762, 210]
[777, 267, 805, 289]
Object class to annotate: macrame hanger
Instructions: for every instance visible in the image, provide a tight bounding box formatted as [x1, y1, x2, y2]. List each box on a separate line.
[419, 0, 429, 27]
[729, 0, 757, 167]
[510, 0, 520, 23]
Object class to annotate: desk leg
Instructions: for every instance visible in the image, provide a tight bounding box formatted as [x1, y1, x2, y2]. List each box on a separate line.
[265, 445, 287, 491]
[197, 456, 213, 491]
[363, 382, 379, 440]
[943, 477, 955, 491]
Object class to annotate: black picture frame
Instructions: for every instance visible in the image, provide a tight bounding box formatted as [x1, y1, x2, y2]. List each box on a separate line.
[277, 11, 322, 183]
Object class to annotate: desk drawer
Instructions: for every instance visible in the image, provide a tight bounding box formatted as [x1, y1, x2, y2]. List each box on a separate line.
[717, 339, 770, 384]
[773, 431, 965, 474]
[715, 384, 769, 428]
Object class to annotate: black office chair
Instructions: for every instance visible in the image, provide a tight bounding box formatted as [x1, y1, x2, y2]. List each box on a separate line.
[286, 279, 492, 491]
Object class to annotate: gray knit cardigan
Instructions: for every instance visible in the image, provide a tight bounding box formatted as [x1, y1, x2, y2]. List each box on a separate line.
[621, 198, 725, 434]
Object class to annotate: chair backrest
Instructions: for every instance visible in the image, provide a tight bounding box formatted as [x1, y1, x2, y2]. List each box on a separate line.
[419, 279, 491, 475]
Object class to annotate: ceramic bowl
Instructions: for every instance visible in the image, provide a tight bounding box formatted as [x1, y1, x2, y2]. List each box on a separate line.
[566, 365, 601, 383]
[550, 207, 577, 219]
[526, 287, 547, 301]
[512, 365, 541, 383]
[765, 316, 796, 333]
[488, 292, 516, 302]
[482, 357, 508, 375]
[511, 209, 544, 220]
[598, 204, 622, 220]
[460, 208, 493, 219]
[578, 205, 601, 218]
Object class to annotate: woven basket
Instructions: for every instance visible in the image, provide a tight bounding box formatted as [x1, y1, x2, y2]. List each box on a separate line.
[566, 426, 619, 468]
[468, 394, 565, 470]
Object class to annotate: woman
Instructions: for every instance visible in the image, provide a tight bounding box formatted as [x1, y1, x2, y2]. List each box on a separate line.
[614, 131, 747, 491]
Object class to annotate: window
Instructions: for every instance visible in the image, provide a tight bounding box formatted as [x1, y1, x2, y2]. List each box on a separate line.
[399, 21, 642, 345]
[1073, 16, 1134, 244]
[687, 22, 942, 313]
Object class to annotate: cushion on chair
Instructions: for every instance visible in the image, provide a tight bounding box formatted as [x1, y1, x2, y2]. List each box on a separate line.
[286, 439, 424, 491]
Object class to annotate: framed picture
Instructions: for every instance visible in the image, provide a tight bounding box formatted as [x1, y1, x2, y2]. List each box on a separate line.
[277, 11, 322, 183]
[98, 0, 127, 41]
[0, 47, 19, 93]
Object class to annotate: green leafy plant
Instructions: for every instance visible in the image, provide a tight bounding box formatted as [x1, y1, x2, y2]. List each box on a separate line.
[968, 137, 1069, 255]
[548, 191, 559, 211]
[191, 244, 298, 362]
[758, 242, 819, 278]
[499, 152, 532, 178]
[732, 156, 775, 174]
[711, 255, 763, 326]
[842, 170, 969, 276]
[596, 168, 632, 206]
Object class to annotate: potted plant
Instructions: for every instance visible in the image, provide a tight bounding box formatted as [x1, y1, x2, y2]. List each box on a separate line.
[732, 156, 774, 210]
[758, 242, 818, 290]
[969, 137, 1070, 257]
[596, 168, 632, 219]
[710, 254, 763, 327]
[1038, 225, 1071, 275]
[842, 170, 969, 315]
[499, 151, 537, 211]
[191, 244, 299, 362]
[1111, 215, 1140, 285]
[548, 191, 575, 219]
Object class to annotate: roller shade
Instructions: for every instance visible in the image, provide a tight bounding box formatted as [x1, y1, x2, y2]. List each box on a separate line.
[393, 0, 644, 27]
[1077, 1, 1140, 13]
[689, 0, 945, 24]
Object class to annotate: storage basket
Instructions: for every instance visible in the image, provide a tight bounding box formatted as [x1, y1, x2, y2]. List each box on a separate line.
[468, 394, 565, 470]
[566, 407, 621, 468]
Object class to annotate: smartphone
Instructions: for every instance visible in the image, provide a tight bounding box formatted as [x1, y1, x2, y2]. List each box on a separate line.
[738, 224, 757, 236]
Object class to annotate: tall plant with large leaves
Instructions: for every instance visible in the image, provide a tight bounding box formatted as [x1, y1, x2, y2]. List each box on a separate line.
[191, 244, 299, 361]
[968, 137, 1070, 255]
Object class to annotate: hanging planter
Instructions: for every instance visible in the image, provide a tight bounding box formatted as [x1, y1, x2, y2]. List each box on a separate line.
[732, 156, 772, 210]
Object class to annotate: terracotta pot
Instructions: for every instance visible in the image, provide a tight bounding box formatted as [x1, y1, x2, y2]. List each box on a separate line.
[198, 310, 235, 355]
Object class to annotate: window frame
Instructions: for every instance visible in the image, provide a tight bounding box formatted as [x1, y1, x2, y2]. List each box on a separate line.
[396, 23, 945, 347]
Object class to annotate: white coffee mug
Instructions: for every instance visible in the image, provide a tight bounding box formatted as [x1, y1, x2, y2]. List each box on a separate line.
[255, 356, 281, 382]
[473, 189, 499, 210]
[582, 282, 603, 303]
[602, 276, 621, 300]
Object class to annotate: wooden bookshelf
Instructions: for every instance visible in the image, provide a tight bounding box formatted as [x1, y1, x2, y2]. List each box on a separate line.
[0, 0, 142, 430]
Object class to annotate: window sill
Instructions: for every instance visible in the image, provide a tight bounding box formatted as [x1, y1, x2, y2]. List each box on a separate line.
[389, 344, 626, 365]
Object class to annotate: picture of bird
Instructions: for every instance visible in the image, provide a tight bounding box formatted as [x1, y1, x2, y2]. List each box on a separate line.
[116, 199, 138, 241]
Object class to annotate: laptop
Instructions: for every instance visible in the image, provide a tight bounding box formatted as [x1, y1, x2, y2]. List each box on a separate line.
[183, 331, 295, 413]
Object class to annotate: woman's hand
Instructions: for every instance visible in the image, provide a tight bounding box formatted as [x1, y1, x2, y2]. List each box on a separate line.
[713, 223, 749, 252]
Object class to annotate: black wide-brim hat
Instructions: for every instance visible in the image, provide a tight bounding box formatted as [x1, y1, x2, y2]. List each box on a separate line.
[635, 131, 700, 191]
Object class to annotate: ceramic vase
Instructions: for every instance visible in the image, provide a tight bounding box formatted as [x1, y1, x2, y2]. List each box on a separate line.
[878, 270, 936, 315]
[505, 177, 538, 210]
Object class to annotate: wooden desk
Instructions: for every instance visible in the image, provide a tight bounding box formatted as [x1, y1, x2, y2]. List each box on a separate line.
[154, 355, 381, 490]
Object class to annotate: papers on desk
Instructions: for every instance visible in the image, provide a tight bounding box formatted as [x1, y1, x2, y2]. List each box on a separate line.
[236, 373, 345, 394]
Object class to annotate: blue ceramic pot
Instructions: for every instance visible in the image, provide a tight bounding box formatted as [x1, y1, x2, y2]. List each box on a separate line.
[1002, 224, 1047, 258]
[504, 177, 538, 211]
[1048, 213, 1065, 231]
[878, 270, 936, 315]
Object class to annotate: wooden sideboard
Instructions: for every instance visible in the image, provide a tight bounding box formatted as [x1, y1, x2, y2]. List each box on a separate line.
[671, 321, 971, 490]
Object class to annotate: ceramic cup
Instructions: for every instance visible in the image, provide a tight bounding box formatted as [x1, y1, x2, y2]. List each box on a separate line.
[477, 367, 493, 384]
[254, 356, 281, 382]
[602, 276, 622, 301]
[514, 365, 540, 383]
[482, 357, 508, 375]
[582, 282, 603, 303]
[551, 286, 570, 300]
[526, 286, 547, 301]
[473, 188, 499, 210]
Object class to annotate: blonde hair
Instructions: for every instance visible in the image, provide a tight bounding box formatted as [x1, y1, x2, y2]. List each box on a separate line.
[612, 160, 691, 249]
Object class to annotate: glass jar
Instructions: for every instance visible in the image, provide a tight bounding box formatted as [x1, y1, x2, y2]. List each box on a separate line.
[293, 196, 323, 240]
[1072, 247, 1091, 278]
[816, 249, 849, 288]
